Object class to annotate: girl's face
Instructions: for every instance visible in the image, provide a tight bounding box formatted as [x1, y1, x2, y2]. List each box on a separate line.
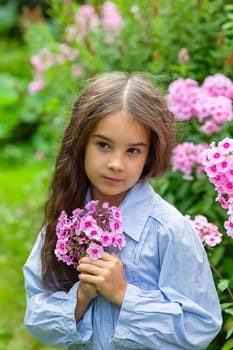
[84, 110, 150, 206]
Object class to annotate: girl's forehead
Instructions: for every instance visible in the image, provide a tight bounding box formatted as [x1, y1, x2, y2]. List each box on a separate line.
[91, 110, 150, 143]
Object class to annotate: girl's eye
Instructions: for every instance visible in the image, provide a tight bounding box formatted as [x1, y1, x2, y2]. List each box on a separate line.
[127, 147, 140, 155]
[97, 142, 110, 150]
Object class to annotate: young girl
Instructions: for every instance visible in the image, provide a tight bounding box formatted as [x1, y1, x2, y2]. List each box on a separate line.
[24, 72, 222, 350]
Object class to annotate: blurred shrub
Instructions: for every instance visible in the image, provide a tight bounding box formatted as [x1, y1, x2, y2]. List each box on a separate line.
[1, 0, 232, 162]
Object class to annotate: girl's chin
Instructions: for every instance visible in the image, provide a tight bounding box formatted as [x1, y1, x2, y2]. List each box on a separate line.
[92, 187, 128, 205]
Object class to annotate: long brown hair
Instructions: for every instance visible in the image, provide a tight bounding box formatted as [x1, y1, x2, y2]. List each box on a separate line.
[41, 72, 176, 291]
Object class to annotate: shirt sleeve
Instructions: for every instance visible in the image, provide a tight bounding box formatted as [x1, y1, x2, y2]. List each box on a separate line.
[113, 218, 222, 350]
[23, 231, 94, 348]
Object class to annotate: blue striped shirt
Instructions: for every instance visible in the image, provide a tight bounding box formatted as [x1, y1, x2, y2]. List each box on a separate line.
[24, 181, 222, 349]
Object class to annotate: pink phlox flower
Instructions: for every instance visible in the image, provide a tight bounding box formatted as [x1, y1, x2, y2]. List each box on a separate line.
[197, 95, 233, 133]
[73, 5, 100, 40]
[56, 43, 79, 64]
[65, 25, 78, 43]
[227, 199, 233, 215]
[80, 215, 102, 240]
[101, 231, 113, 247]
[210, 96, 232, 124]
[57, 210, 68, 225]
[200, 120, 221, 134]
[219, 137, 233, 151]
[71, 64, 84, 78]
[55, 238, 69, 255]
[85, 200, 98, 214]
[112, 233, 126, 249]
[204, 234, 222, 247]
[187, 214, 222, 247]
[56, 224, 73, 239]
[172, 142, 208, 179]
[194, 92, 213, 122]
[28, 77, 45, 94]
[216, 194, 229, 209]
[202, 73, 233, 99]
[111, 206, 121, 220]
[85, 226, 103, 241]
[72, 207, 84, 219]
[110, 218, 122, 234]
[101, 1, 123, 32]
[30, 48, 55, 72]
[60, 254, 74, 266]
[224, 218, 233, 238]
[167, 78, 200, 121]
[221, 180, 233, 195]
[178, 48, 189, 63]
[74, 220, 82, 235]
[86, 242, 104, 260]
[80, 214, 97, 229]
[130, 5, 140, 20]
[225, 168, 233, 182]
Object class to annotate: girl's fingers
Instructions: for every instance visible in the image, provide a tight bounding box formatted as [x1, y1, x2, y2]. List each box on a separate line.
[78, 263, 103, 275]
[79, 251, 119, 265]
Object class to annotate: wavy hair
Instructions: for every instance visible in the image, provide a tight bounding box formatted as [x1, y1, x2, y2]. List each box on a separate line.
[41, 72, 176, 291]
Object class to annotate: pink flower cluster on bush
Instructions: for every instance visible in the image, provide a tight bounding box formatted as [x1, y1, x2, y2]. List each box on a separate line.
[186, 215, 222, 247]
[167, 73, 233, 133]
[28, 2, 123, 93]
[202, 137, 233, 238]
[172, 142, 208, 179]
[55, 200, 126, 266]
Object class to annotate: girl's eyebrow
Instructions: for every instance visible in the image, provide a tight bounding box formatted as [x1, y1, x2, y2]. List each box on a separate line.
[92, 133, 148, 147]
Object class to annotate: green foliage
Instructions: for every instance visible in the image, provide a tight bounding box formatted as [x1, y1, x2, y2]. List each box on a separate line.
[150, 0, 233, 81]
[0, 1, 18, 34]
[222, 4, 233, 37]
[0, 162, 57, 350]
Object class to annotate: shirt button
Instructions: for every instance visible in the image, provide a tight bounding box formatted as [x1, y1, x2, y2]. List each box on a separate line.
[116, 327, 125, 337]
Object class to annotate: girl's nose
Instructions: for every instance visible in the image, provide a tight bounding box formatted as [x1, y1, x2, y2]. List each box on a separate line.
[107, 153, 125, 171]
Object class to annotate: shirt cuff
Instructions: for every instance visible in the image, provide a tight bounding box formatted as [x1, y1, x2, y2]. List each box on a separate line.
[114, 283, 140, 341]
[76, 301, 94, 341]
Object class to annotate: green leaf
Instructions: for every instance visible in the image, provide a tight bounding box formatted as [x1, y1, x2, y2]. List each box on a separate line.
[218, 279, 229, 292]
[225, 308, 233, 317]
[0, 1, 17, 33]
[226, 322, 233, 340]
[222, 22, 233, 30]
[222, 338, 233, 350]
[210, 245, 225, 266]
[221, 303, 233, 311]
[0, 74, 20, 106]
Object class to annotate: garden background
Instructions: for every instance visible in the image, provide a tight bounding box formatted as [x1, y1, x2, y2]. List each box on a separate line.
[0, 0, 233, 349]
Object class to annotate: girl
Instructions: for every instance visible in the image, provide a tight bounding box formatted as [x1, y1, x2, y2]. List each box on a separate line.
[24, 72, 222, 350]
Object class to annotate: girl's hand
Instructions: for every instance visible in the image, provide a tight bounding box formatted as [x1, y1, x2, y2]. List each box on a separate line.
[75, 273, 98, 322]
[78, 281, 98, 301]
[78, 252, 127, 306]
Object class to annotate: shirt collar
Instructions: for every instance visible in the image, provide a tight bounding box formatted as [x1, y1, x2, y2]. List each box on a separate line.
[119, 182, 155, 242]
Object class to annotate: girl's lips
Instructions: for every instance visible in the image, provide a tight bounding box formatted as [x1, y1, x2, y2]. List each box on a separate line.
[103, 176, 123, 184]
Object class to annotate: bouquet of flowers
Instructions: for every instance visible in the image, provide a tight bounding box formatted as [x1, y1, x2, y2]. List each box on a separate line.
[54, 200, 126, 267]
[202, 137, 233, 238]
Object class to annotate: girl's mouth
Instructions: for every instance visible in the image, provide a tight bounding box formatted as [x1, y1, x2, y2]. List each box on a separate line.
[103, 176, 123, 184]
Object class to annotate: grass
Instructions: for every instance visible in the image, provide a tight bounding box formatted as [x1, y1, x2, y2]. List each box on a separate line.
[0, 160, 55, 350]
